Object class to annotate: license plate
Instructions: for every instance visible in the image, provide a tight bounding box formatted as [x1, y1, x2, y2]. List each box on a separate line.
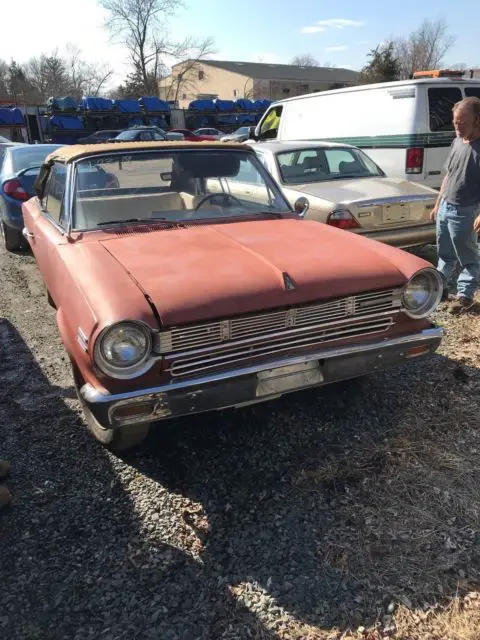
[256, 361, 324, 397]
[382, 203, 410, 223]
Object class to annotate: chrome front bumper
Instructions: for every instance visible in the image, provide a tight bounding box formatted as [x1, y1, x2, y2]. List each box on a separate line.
[80, 327, 443, 429]
[358, 222, 436, 248]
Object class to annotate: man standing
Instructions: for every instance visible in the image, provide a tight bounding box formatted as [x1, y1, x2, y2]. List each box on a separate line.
[431, 96, 480, 313]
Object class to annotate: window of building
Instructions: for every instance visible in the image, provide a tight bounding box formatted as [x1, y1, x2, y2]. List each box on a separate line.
[282, 88, 290, 94]
[198, 70, 205, 80]
[428, 87, 462, 132]
[182, 93, 187, 100]
[300, 84, 309, 92]
[233, 89, 237, 97]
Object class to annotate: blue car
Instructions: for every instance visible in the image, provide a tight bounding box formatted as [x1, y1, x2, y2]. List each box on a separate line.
[0, 143, 62, 251]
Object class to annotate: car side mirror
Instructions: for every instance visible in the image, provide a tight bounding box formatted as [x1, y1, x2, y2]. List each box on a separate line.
[248, 126, 258, 141]
[294, 197, 309, 218]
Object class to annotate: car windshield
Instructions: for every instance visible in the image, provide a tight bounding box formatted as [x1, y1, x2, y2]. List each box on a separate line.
[72, 149, 291, 230]
[276, 147, 384, 184]
[11, 145, 60, 172]
[235, 127, 249, 135]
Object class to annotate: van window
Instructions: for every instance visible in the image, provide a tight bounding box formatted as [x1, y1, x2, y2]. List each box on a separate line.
[465, 87, 480, 99]
[428, 87, 462, 132]
[259, 106, 283, 140]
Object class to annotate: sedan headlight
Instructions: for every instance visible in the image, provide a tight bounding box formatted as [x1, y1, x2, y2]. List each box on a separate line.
[94, 321, 153, 378]
[402, 268, 443, 319]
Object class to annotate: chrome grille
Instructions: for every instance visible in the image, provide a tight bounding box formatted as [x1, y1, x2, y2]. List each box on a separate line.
[168, 316, 395, 378]
[155, 288, 401, 354]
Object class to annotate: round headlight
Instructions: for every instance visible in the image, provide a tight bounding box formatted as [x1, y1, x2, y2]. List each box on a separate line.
[402, 268, 443, 319]
[94, 322, 152, 378]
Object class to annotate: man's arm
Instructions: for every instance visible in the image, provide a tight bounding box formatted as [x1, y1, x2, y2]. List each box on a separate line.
[430, 174, 448, 221]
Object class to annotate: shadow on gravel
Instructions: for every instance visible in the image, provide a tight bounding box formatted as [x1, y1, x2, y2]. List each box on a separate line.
[132, 348, 480, 636]
[0, 319, 278, 640]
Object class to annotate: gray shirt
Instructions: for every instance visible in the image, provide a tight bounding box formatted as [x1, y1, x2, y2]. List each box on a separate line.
[443, 136, 480, 207]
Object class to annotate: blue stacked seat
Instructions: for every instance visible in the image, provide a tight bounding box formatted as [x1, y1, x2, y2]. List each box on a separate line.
[0, 107, 25, 125]
[47, 96, 77, 112]
[139, 96, 170, 113]
[80, 96, 113, 111]
[213, 99, 236, 112]
[188, 99, 215, 111]
[113, 99, 141, 113]
[235, 98, 254, 111]
[252, 99, 271, 111]
[49, 115, 85, 144]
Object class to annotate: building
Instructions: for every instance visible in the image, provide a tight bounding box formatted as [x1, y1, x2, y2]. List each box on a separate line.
[160, 60, 359, 109]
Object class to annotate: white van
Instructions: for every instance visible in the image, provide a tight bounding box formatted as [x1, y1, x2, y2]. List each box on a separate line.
[251, 73, 480, 189]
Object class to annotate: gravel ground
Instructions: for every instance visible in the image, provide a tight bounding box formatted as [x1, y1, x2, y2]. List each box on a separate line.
[0, 244, 479, 640]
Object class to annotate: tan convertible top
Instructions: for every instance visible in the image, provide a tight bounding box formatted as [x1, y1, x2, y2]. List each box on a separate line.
[46, 140, 252, 163]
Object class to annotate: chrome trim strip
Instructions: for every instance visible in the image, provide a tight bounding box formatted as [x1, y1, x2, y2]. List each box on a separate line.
[356, 195, 435, 208]
[80, 327, 443, 405]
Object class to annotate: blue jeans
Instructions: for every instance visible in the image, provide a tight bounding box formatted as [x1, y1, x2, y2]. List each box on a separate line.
[436, 200, 480, 299]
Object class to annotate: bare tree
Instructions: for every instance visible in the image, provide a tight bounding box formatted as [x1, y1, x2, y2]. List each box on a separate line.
[65, 45, 113, 98]
[165, 37, 216, 103]
[391, 18, 455, 79]
[290, 54, 319, 67]
[0, 60, 10, 99]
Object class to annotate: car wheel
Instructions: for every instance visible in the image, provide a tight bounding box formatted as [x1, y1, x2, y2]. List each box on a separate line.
[1, 221, 25, 252]
[72, 365, 151, 453]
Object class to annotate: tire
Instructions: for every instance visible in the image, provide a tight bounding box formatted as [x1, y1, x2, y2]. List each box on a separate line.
[72, 365, 150, 453]
[1, 221, 25, 252]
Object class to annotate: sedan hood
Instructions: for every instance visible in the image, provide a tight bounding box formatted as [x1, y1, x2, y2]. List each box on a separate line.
[99, 219, 417, 326]
[287, 177, 435, 204]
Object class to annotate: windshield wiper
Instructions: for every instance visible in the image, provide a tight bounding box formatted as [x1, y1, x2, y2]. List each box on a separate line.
[97, 218, 186, 228]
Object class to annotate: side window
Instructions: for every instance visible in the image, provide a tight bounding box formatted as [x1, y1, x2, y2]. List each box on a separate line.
[229, 157, 260, 184]
[140, 131, 152, 141]
[44, 164, 67, 225]
[259, 106, 283, 140]
[152, 132, 165, 140]
[465, 87, 480, 99]
[428, 87, 462, 132]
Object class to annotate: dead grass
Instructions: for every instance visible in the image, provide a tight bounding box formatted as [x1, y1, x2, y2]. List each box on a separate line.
[272, 266, 480, 639]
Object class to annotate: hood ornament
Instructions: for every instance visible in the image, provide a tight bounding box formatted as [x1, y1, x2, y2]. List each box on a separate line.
[283, 272, 296, 291]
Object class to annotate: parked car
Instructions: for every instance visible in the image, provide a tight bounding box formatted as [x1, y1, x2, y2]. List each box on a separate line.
[252, 70, 480, 189]
[77, 130, 124, 144]
[194, 127, 223, 139]
[0, 143, 62, 250]
[169, 128, 217, 141]
[221, 126, 255, 143]
[23, 141, 443, 452]
[252, 141, 438, 248]
[110, 127, 183, 143]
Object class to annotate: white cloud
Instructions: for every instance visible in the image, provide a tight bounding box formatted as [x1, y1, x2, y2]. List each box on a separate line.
[301, 18, 365, 34]
[326, 45, 349, 52]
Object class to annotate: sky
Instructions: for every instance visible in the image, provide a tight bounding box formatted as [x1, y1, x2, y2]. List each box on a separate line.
[0, 0, 479, 88]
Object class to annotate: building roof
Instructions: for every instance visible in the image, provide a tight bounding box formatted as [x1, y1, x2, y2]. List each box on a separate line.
[178, 59, 359, 83]
[46, 141, 252, 163]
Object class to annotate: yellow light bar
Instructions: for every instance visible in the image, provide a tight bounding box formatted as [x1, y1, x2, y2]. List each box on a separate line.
[413, 69, 464, 79]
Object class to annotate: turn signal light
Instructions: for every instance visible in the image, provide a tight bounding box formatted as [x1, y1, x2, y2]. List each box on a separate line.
[326, 208, 360, 230]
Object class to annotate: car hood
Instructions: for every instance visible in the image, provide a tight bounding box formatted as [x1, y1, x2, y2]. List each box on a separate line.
[98, 219, 419, 326]
[286, 177, 436, 204]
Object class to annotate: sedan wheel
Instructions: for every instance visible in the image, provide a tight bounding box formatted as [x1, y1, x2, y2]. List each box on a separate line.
[72, 365, 151, 453]
[1, 221, 25, 252]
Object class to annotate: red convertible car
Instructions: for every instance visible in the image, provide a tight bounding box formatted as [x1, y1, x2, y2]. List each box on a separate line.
[23, 141, 443, 452]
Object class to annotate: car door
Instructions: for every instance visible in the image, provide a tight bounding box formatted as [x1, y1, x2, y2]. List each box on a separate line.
[25, 162, 68, 304]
